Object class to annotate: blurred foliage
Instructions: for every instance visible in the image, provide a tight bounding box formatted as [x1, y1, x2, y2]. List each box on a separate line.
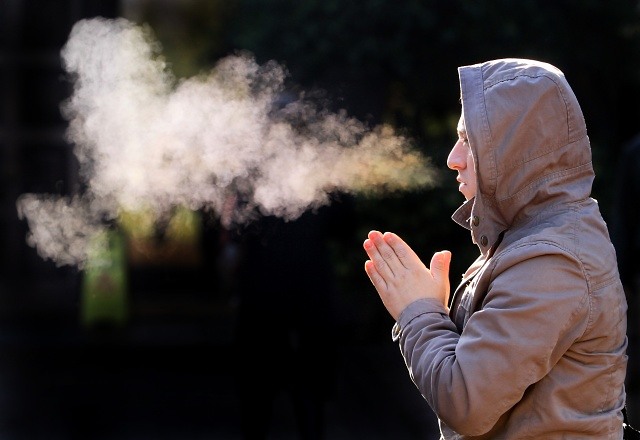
[81, 229, 129, 328]
[119, 206, 202, 242]
[127, 0, 640, 330]
[123, 0, 236, 78]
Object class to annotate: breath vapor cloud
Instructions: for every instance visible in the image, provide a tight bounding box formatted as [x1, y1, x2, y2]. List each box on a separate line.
[17, 17, 437, 268]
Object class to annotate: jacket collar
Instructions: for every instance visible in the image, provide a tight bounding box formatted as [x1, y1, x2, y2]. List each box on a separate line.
[452, 198, 473, 231]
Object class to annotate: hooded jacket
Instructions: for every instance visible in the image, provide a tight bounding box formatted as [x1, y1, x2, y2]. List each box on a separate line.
[393, 59, 628, 439]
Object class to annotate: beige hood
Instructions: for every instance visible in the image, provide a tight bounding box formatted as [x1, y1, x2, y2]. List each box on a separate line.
[453, 59, 594, 255]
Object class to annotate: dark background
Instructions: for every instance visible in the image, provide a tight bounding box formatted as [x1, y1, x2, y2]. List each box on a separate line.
[1, 1, 639, 439]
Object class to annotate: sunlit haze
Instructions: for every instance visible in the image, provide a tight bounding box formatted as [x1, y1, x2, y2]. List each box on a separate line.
[17, 17, 437, 268]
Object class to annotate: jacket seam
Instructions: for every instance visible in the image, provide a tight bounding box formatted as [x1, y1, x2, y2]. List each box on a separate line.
[492, 240, 591, 339]
[484, 73, 573, 143]
[496, 135, 589, 177]
[496, 162, 592, 204]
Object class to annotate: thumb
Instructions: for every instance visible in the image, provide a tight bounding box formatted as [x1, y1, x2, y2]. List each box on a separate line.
[430, 250, 451, 280]
[430, 250, 452, 307]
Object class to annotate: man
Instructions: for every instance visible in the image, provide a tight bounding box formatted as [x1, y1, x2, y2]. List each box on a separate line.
[363, 59, 628, 438]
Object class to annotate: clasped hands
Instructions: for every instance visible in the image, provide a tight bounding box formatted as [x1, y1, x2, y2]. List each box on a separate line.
[363, 230, 452, 321]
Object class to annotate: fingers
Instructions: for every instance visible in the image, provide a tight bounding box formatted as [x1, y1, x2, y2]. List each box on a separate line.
[364, 259, 387, 291]
[364, 230, 404, 277]
[363, 230, 453, 316]
[381, 232, 422, 270]
[365, 231, 433, 274]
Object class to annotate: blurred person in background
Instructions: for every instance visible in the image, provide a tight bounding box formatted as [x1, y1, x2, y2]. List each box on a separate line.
[363, 59, 628, 438]
[611, 134, 640, 423]
[612, 135, 640, 297]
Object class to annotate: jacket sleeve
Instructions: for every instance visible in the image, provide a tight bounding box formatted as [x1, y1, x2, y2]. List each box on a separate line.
[396, 247, 589, 436]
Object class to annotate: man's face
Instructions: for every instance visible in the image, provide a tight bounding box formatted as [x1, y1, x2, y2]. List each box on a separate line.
[447, 114, 477, 200]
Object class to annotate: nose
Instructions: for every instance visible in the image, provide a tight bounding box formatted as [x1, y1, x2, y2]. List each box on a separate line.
[447, 139, 467, 171]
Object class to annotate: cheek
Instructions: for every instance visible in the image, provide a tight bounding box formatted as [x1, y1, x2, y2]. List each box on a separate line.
[467, 153, 477, 184]
[467, 154, 475, 173]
